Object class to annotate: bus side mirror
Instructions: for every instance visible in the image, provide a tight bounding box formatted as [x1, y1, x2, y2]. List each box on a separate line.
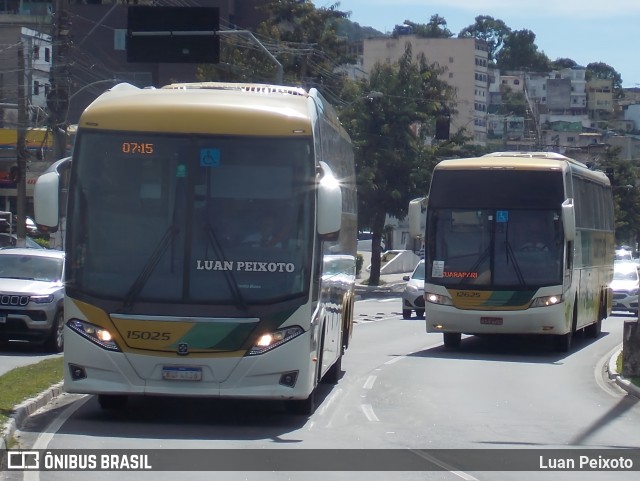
[34, 157, 70, 233]
[561, 198, 575, 242]
[317, 161, 342, 236]
[409, 196, 427, 239]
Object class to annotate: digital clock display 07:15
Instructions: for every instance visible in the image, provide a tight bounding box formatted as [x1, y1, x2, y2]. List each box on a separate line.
[122, 142, 154, 154]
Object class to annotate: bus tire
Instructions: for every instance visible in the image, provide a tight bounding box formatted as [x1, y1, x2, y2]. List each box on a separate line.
[341, 296, 353, 353]
[286, 390, 316, 416]
[585, 319, 602, 338]
[443, 332, 461, 348]
[322, 352, 342, 385]
[555, 305, 578, 352]
[98, 394, 128, 410]
[402, 309, 412, 319]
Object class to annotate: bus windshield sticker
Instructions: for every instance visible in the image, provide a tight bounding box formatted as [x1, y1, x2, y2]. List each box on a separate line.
[432, 260, 444, 277]
[496, 210, 509, 223]
[443, 271, 478, 279]
[196, 260, 296, 273]
[176, 164, 186, 178]
[200, 148, 221, 167]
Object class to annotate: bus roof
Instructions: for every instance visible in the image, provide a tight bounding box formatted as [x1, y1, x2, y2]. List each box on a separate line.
[78, 82, 315, 136]
[434, 151, 610, 185]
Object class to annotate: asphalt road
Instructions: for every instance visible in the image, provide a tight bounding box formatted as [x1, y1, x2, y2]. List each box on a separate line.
[2, 299, 638, 481]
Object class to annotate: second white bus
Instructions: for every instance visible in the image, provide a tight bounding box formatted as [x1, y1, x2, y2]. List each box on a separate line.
[412, 152, 614, 351]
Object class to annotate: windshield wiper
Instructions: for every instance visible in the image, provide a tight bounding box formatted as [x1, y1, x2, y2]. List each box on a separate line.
[122, 225, 179, 311]
[205, 223, 247, 311]
[504, 240, 526, 286]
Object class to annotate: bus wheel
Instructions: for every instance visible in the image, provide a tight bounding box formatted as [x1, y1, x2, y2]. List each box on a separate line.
[443, 333, 461, 348]
[98, 394, 128, 410]
[555, 308, 578, 352]
[286, 391, 316, 416]
[322, 353, 342, 385]
[585, 313, 602, 339]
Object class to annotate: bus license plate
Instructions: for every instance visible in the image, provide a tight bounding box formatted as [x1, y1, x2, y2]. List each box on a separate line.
[162, 366, 202, 381]
[480, 317, 503, 325]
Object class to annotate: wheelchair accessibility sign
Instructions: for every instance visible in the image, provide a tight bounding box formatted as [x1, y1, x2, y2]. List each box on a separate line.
[200, 148, 220, 167]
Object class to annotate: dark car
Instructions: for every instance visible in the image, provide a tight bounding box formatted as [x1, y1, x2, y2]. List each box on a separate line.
[0, 248, 65, 352]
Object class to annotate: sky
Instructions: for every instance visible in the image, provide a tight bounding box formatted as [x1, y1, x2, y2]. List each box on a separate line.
[332, 0, 640, 88]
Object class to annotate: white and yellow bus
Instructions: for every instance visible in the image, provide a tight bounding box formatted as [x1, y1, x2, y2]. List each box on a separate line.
[35, 82, 357, 414]
[411, 152, 614, 351]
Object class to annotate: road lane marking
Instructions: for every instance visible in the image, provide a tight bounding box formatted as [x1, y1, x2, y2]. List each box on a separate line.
[363, 375, 376, 390]
[360, 403, 379, 422]
[410, 449, 479, 481]
[309, 387, 344, 430]
[24, 395, 92, 481]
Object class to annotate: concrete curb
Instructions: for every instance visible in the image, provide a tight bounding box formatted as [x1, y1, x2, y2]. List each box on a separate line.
[607, 347, 640, 398]
[0, 382, 64, 452]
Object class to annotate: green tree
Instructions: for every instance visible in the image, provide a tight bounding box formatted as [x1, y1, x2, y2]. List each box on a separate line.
[551, 58, 579, 70]
[399, 16, 454, 38]
[603, 152, 640, 246]
[197, 0, 354, 100]
[496, 29, 551, 72]
[458, 15, 511, 63]
[586, 62, 624, 99]
[338, 44, 455, 284]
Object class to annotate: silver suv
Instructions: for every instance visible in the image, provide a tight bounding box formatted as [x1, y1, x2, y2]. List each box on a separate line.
[0, 248, 65, 352]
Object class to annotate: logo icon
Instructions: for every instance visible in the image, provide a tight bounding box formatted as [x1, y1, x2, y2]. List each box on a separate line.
[177, 343, 189, 356]
[8, 451, 40, 470]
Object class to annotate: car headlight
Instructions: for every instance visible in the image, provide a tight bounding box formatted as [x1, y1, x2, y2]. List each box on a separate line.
[248, 326, 304, 356]
[404, 284, 422, 296]
[30, 294, 54, 304]
[425, 291, 453, 306]
[67, 319, 121, 351]
[630, 289, 639, 296]
[530, 294, 563, 308]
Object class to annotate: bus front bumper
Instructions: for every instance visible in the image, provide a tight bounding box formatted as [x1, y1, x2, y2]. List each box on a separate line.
[425, 302, 570, 336]
[63, 326, 317, 401]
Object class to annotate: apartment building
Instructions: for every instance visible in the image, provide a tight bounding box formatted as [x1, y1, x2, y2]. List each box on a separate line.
[362, 35, 489, 145]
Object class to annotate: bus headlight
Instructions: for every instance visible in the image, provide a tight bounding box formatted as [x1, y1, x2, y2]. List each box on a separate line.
[67, 319, 121, 352]
[248, 326, 304, 356]
[425, 291, 453, 306]
[530, 294, 563, 308]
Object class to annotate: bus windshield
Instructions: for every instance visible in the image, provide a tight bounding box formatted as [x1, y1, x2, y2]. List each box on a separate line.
[67, 131, 315, 306]
[428, 208, 563, 288]
[426, 168, 565, 289]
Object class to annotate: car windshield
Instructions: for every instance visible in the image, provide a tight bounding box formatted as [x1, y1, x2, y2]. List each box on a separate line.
[0, 254, 63, 282]
[67, 131, 315, 306]
[411, 262, 425, 280]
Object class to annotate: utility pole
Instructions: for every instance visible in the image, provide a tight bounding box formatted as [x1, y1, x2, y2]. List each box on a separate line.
[49, 0, 70, 161]
[16, 41, 28, 246]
